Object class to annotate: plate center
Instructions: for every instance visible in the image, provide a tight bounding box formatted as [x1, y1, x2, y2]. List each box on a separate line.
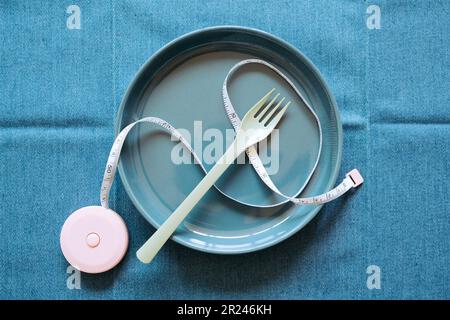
[135, 51, 320, 209]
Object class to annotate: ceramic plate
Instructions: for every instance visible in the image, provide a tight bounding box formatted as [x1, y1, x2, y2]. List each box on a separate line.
[116, 26, 342, 254]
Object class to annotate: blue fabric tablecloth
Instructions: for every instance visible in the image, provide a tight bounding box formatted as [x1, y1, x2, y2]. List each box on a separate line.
[0, 1, 448, 299]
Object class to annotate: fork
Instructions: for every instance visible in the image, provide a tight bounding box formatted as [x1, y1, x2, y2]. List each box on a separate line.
[136, 88, 290, 264]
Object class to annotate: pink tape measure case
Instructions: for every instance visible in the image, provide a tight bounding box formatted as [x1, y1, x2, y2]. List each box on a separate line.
[60, 206, 128, 273]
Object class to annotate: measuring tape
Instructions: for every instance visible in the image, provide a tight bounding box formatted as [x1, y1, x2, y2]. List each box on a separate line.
[61, 59, 363, 273]
[101, 59, 363, 209]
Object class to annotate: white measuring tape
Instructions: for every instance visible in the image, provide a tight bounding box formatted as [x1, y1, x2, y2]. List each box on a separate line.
[100, 59, 363, 210]
[61, 58, 363, 273]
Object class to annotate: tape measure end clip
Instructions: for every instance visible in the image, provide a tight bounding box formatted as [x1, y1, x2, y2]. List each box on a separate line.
[347, 169, 364, 188]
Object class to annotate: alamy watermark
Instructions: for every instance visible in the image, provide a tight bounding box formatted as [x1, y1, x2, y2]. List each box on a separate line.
[66, 5, 81, 30]
[66, 265, 81, 289]
[366, 5, 381, 30]
[366, 265, 381, 290]
[170, 121, 280, 175]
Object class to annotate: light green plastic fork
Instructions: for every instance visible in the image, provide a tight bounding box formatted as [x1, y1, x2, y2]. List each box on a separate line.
[136, 88, 290, 264]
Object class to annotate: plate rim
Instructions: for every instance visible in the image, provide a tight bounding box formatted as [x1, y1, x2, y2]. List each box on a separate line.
[116, 25, 343, 254]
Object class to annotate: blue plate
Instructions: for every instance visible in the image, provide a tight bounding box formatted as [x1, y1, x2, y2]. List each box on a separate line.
[116, 26, 342, 254]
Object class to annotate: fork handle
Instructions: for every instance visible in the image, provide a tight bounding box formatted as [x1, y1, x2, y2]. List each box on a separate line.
[136, 140, 240, 264]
